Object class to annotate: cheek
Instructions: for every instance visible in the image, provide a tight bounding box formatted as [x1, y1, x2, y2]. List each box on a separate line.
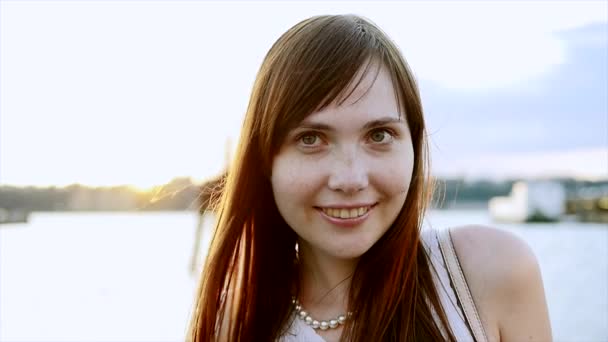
[376, 152, 414, 197]
[271, 155, 321, 203]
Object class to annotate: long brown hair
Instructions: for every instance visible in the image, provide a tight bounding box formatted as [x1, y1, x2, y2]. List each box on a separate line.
[188, 15, 456, 341]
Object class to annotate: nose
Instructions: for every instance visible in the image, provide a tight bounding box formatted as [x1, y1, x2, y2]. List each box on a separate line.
[327, 148, 369, 195]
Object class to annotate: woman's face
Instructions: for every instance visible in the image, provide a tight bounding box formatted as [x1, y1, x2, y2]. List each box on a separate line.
[270, 65, 415, 261]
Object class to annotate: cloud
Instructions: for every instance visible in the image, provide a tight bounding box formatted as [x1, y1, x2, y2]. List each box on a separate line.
[432, 147, 607, 181]
[423, 22, 607, 157]
[1, 2, 606, 185]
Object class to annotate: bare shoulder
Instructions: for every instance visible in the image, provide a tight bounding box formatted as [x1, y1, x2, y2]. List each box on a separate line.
[450, 225, 537, 282]
[450, 225, 552, 341]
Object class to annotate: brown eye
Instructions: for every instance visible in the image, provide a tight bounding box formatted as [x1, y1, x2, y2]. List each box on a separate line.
[370, 130, 389, 143]
[371, 131, 384, 142]
[301, 134, 318, 145]
[295, 131, 325, 151]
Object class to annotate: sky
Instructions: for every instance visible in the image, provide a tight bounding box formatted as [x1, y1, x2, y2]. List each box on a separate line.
[1, 1, 607, 188]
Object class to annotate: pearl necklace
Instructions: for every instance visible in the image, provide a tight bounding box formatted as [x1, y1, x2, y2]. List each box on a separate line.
[292, 298, 350, 330]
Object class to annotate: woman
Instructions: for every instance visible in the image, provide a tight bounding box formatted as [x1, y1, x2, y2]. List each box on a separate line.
[188, 15, 551, 341]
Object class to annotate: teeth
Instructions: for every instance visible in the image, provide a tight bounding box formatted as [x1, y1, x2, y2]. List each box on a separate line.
[322, 206, 370, 219]
[340, 209, 349, 218]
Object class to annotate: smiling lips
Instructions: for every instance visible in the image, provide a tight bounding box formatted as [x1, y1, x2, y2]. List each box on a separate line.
[316, 204, 376, 227]
[321, 206, 370, 219]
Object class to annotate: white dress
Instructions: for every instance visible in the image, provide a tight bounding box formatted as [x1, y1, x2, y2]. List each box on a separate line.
[277, 229, 476, 341]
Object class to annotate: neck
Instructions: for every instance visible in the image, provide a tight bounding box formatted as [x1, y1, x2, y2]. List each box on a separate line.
[297, 241, 358, 315]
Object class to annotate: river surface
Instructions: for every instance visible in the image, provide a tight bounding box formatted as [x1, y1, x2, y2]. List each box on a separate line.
[0, 211, 606, 341]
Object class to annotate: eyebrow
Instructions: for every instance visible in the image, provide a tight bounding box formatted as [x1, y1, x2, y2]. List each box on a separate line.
[296, 116, 404, 131]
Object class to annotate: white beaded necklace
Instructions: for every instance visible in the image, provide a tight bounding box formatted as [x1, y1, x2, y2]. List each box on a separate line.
[292, 298, 351, 330]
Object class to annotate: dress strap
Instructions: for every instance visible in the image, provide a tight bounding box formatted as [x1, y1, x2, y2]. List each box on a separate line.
[436, 228, 489, 342]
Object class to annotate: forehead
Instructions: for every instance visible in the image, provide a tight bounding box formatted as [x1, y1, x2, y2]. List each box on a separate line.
[302, 64, 401, 126]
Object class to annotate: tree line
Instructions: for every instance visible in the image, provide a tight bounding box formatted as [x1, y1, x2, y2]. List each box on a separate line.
[0, 176, 605, 212]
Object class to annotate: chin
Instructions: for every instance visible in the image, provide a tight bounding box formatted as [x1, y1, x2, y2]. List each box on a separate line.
[330, 243, 375, 260]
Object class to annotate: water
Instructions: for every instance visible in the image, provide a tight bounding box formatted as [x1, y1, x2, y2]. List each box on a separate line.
[0, 211, 606, 342]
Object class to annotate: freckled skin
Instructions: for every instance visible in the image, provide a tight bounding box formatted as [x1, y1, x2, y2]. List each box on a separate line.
[271, 65, 414, 262]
